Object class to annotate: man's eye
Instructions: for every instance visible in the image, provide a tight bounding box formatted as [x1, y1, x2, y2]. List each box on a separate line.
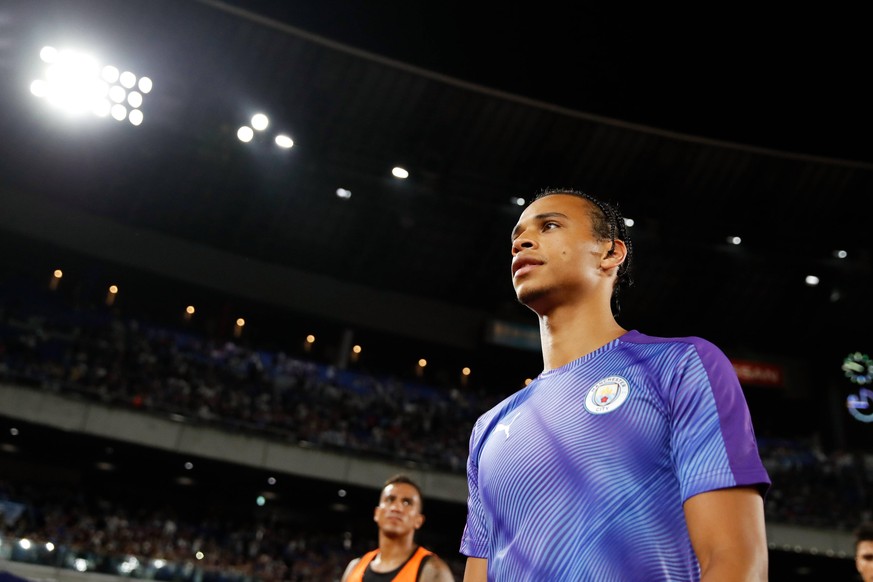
[543, 222, 559, 230]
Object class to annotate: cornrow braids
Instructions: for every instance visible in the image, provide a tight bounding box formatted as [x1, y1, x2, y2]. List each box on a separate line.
[530, 187, 634, 317]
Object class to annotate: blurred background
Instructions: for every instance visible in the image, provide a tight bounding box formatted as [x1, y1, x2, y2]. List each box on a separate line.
[1, 1, 871, 580]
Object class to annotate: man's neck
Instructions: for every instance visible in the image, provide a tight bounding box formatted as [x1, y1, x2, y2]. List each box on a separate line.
[537, 301, 627, 371]
[372, 535, 416, 572]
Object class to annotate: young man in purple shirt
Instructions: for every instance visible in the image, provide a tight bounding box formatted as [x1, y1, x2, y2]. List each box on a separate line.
[461, 188, 770, 581]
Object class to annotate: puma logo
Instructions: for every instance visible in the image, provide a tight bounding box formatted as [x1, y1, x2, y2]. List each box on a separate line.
[494, 412, 521, 440]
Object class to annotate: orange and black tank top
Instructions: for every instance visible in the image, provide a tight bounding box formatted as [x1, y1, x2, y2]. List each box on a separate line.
[347, 546, 433, 582]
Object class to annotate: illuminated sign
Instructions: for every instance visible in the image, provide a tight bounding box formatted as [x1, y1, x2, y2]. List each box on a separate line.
[842, 352, 873, 385]
[847, 388, 873, 423]
[730, 359, 784, 388]
[485, 320, 540, 351]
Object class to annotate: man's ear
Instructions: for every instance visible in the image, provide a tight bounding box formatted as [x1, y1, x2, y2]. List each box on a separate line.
[601, 239, 627, 271]
[414, 513, 425, 530]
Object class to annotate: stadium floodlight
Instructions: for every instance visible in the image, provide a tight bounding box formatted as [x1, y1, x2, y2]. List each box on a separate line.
[108, 85, 126, 103]
[29, 79, 48, 97]
[138, 76, 153, 93]
[119, 71, 136, 89]
[805, 275, 820, 286]
[392, 166, 409, 179]
[251, 113, 269, 130]
[237, 126, 254, 142]
[127, 91, 142, 108]
[93, 99, 111, 117]
[31, 46, 151, 125]
[128, 109, 143, 126]
[275, 134, 293, 149]
[111, 104, 127, 121]
[39, 46, 58, 63]
[336, 188, 352, 199]
[102, 65, 119, 83]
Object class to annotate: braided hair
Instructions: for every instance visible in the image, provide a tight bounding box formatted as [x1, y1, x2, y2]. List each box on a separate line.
[530, 187, 634, 317]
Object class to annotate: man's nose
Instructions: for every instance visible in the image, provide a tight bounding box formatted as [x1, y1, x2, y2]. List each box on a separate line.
[512, 236, 536, 255]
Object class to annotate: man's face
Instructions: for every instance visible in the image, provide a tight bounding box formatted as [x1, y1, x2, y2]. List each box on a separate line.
[858, 540, 873, 582]
[510, 194, 613, 311]
[373, 482, 424, 538]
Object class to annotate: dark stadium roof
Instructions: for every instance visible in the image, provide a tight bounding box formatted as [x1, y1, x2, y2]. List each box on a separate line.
[1, 0, 871, 368]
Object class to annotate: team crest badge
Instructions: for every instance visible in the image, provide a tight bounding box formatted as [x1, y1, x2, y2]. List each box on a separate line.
[584, 376, 630, 414]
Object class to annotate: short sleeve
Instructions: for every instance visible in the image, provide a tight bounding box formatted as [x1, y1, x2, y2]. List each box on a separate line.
[669, 340, 771, 502]
[460, 419, 489, 558]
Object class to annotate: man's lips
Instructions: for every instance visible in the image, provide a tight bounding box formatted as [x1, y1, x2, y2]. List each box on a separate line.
[512, 256, 544, 278]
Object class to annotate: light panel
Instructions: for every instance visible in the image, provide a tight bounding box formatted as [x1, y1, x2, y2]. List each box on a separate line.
[31, 46, 151, 126]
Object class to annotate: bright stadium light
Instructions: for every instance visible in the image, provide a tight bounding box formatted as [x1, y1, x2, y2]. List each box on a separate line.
[251, 113, 269, 131]
[40, 46, 58, 63]
[233, 110, 296, 151]
[93, 99, 111, 117]
[128, 109, 143, 126]
[392, 166, 409, 179]
[30, 79, 48, 97]
[102, 65, 119, 83]
[127, 91, 142, 108]
[237, 126, 254, 142]
[138, 76, 152, 93]
[119, 71, 136, 89]
[108, 85, 126, 103]
[42, 49, 101, 115]
[111, 104, 127, 121]
[31, 47, 151, 125]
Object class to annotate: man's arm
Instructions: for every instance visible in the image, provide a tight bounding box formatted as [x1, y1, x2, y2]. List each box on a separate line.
[420, 555, 457, 582]
[340, 558, 360, 582]
[683, 486, 768, 582]
[462, 557, 487, 582]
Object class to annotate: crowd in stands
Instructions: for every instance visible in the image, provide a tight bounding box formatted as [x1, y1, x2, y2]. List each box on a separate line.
[0, 276, 498, 474]
[758, 437, 871, 531]
[1, 272, 873, 581]
[0, 479, 466, 582]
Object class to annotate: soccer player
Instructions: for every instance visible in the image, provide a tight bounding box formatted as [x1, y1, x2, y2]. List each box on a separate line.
[857, 522, 873, 582]
[342, 474, 455, 582]
[460, 188, 771, 581]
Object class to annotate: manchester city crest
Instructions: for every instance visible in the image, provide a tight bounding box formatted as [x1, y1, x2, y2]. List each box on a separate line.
[584, 376, 630, 414]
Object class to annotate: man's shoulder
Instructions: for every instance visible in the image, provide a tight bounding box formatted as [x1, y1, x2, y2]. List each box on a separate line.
[621, 329, 726, 358]
[420, 551, 455, 581]
[340, 556, 362, 582]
